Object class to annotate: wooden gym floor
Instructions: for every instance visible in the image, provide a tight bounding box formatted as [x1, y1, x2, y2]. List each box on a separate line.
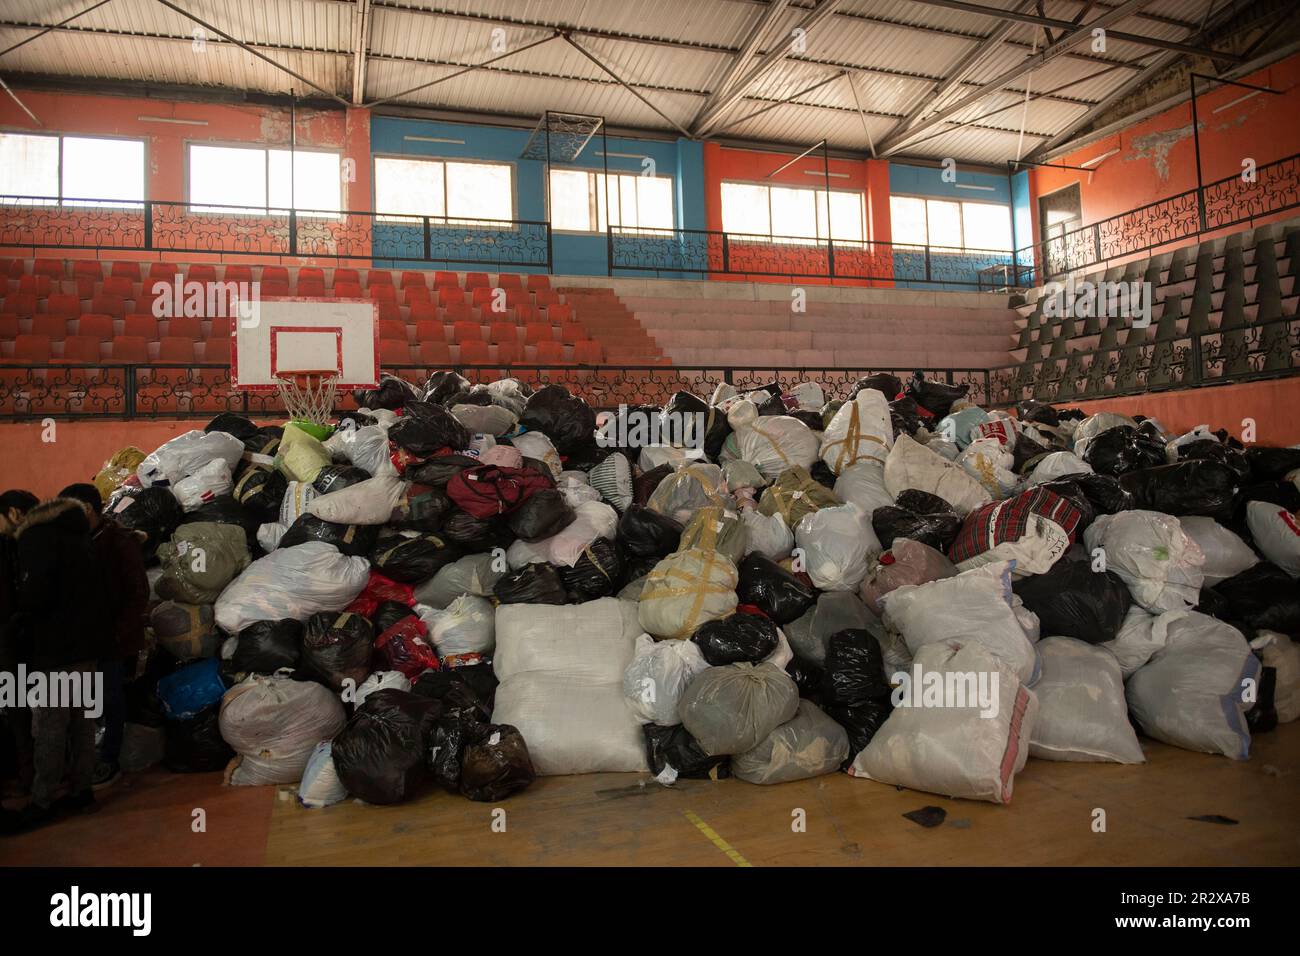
[2, 725, 1297, 867]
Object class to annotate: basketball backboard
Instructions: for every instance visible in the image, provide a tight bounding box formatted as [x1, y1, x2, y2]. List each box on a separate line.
[232, 297, 379, 392]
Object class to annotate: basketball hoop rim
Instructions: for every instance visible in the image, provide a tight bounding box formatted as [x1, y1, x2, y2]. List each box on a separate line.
[275, 369, 340, 385]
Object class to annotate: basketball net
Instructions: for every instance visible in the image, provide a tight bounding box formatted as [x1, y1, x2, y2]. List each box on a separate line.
[275, 370, 339, 426]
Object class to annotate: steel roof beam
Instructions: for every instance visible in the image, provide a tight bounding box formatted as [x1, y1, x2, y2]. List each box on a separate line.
[690, 0, 790, 130]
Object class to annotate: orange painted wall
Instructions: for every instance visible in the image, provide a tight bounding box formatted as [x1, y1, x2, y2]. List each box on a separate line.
[1027, 51, 1300, 256]
[0, 89, 372, 264]
[702, 143, 892, 286]
[1056, 376, 1300, 446]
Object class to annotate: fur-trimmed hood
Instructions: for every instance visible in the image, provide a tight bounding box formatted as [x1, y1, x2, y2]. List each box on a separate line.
[14, 497, 91, 540]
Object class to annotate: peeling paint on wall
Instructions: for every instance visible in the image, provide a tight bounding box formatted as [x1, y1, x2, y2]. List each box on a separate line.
[1127, 122, 1199, 181]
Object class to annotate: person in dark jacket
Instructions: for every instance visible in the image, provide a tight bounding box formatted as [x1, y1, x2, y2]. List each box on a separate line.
[0, 490, 39, 800]
[1, 497, 114, 834]
[59, 484, 150, 790]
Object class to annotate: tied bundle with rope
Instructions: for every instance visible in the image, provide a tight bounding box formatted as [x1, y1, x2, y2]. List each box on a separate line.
[819, 388, 894, 475]
[637, 547, 740, 639]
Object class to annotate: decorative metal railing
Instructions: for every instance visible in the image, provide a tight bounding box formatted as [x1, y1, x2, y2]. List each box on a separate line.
[1016, 152, 1300, 285]
[0, 196, 552, 270]
[987, 315, 1300, 406]
[0, 364, 991, 420]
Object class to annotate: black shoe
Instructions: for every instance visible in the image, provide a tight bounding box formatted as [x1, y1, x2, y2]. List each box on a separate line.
[92, 761, 122, 791]
[55, 789, 96, 815]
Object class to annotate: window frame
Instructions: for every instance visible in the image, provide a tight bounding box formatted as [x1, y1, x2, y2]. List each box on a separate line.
[0, 129, 148, 209]
[185, 140, 344, 219]
[546, 168, 677, 236]
[371, 153, 519, 227]
[889, 192, 1015, 253]
[719, 178, 866, 245]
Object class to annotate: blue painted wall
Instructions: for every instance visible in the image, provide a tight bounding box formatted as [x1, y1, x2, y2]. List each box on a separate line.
[888, 163, 1015, 289]
[369, 116, 701, 277]
[1011, 169, 1035, 284]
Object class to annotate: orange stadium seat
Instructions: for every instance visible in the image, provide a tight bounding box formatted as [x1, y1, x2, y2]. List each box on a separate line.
[90, 293, 126, 318]
[109, 335, 150, 364]
[158, 337, 196, 363]
[459, 340, 489, 364]
[379, 339, 412, 366]
[30, 315, 69, 341]
[76, 314, 115, 340]
[47, 293, 82, 318]
[418, 340, 452, 364]
[110, 262, 142, 281]
[123, 314, 159, 339]
[17, 275, 52, 297]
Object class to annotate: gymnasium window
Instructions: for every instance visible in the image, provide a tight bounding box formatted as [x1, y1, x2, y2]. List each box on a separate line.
[720, 182, 864, 244]
[188, 144, 342, 217]
[374, 157, 515, 225]
[889, 195, 1013, 251]
[548, 170, 674, 233]
[0, 132, 145, 207]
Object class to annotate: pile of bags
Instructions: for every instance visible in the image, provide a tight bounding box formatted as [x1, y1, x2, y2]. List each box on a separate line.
[97, 370, 1298, 808]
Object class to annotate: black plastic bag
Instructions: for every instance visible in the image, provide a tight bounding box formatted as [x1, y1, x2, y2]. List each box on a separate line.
[369, 529, 462, 583]
[420, 370, 471, 407]
[617, 505, 682, 559]
[231, 619, 302, 673]
[786, 656, 825, 702]
[1016, 401, 1059, 427]
[1245, 446, 1300, 482]
[905, 373, 967, 418]
[405, 454, 479, 488]
[755, 392, 787, 416]
[413, 664, 498, 714]
[1246, 666, 1278, 735]
[1012, 432, 1051, 474]
[643, 723, 729, 780]
[737, 554, 816, 625]
[280, 513, 378, 557]
[507, 489, 576, 542]
[163, 705, 234, 773]
[204, 412, 259, 441]
[871, 505, 961, 551]
[895, 489, 954, 514]
[313, 464, 372, 495]
[560, 537, 624, 601]
[441, 509, 516, 551]
[824, 699, 892, 764]
[519, 385, 597, 455]
[372, 600, 416, 635]
[820, 628, 890, 707]
[124, 649, 177, 728]
[354, 373, 419, 411]
[1042, 472, 1133, 516]
[234, 427, 282, 481]
[1119, 460, 1239, 521]
[692, 612, 779, 665]
[111, 485, 184, 560]
[1013, 558, 1131, 643]
[1175, 439, 1250, 480]
[809, 460, 838, 489]
[459, 722, 536, 801]
[428, 706, 480, 794]
[391, 403, 472, 455]
[852, 373, 903, 401]
[386, 484, 451, 533]
[563, 440, 609, 474]
[189, 494, 260, 553]
[790, 409, 825, 432]
[1236, 480, 1300, 518]
[232, 466, 287, 524]
[1208, 562, 1300, 633]
[493, 563, 568, 605]
[889, 397, 925, 436]
[302, 610, 375, 691]
[333, 689, 441, 805]
[599, 404, 663, 452]
[1083, 425, 1166, 476]
[633, 463, 672, 506]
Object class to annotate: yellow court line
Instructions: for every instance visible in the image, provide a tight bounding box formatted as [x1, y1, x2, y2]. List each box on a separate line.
[684, 810, 753, 867]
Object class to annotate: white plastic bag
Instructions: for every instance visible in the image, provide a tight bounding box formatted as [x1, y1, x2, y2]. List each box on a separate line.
[421, 594, 495, 656]
[355, 670, 411, 707]
[794, 503, 880, 591]
[511, 430, 563, 480]
[736, 416, 820, 480]
[849, 639, 1037, 804]
[646, 462, 732, 521]
[220, 674, 347, 786]
[883, 434, 992, 517]
[1100, 605, 1168, 679]
[741, 509, 794, 561]
[881, 561, 1038, 684]
[279, 480, 318, 526]
[1179, 516, 1258, 585]
[307, 475, 405, 526]
[1245, 501, 1300, 577]
[506, 500, 618, 569]
[297, 741, 348, 809]
[214, 541, 371, 634]
[1025, 450, 1093, 485]
[492, 598, 646, 774]
[1084, 511, 1205, 612]
[1126, 611, 1258, 759]
[1030, 637, 1145, 763]
[138, 429, 244, 488]
[622, 634, 709, 725]
[679, 662, 800, 756]
[350, 424, 398, 478]
[957, 437, 1018, 497]
[819, 389, 892, 474]
[833, 461, 894, 517]
[257, 522, 287, 552]
[1254, 631, 1300, 723]
[789, 381, 825, 411]
[732, 700, 849, 784]
[172, 458, 232, 510]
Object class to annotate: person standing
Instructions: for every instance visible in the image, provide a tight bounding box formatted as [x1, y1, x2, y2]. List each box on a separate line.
[1, 496, 114, 834]
[58, 484, 150, 790]
[0, 490, 39, 800]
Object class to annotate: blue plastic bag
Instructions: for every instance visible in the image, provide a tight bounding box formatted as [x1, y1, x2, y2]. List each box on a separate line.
[157, 657, 227, 721]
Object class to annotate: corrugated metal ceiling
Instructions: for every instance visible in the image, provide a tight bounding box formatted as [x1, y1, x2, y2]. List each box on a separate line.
[0, 0, 1232, 163]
